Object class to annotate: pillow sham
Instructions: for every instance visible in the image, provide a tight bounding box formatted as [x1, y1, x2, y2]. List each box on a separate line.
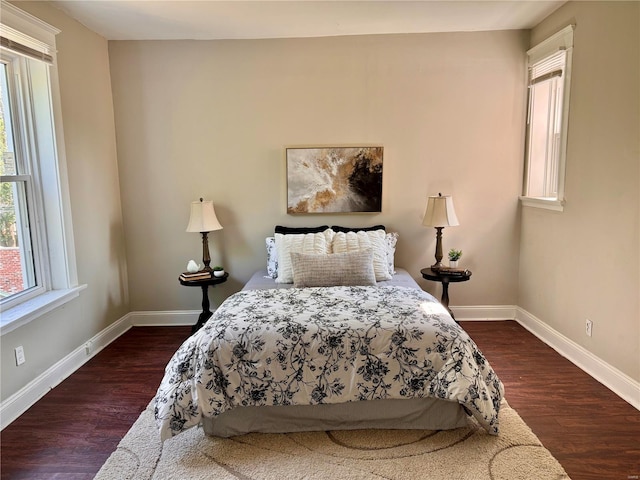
[268, 229, 397, 278]
[266, 237, 278, 278]
[291, 250, 376, 288]
[331, 225, 386, 233]
[385, 232, 398, 275]
[275, 229, 335, 283]
[331, 229, 392, 281]
[275, 225, 329, 234]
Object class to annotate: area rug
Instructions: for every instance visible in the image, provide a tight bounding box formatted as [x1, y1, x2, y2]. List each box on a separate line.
[94, 400, 570, 480]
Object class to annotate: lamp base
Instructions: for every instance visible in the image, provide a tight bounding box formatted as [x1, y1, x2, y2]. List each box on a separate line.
[430, 227, 445, 272]
[201, 231, 212, 272]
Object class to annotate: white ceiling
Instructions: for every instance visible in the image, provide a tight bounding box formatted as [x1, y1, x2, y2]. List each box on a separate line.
[46, 1, 566, 41]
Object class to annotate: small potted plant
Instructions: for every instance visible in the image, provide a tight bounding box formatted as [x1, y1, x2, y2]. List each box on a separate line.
[213, 266, 225, 277]
[448, 249, 462, 268]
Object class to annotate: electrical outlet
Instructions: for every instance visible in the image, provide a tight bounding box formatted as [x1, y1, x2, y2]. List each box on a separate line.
[15, 346, 26, 366]
[586, 319, 593, 337]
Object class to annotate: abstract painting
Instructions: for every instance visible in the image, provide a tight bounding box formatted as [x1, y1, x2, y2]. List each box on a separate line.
[286, 146, 383, 214]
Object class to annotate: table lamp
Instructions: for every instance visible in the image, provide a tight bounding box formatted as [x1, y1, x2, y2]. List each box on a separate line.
[186, 198, 223, 272]
[422, 193, 459, 271]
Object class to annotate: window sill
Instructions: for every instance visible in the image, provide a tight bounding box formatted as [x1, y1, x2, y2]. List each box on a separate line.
[0, 285, 87, 336]
[519, 196, 565, 212]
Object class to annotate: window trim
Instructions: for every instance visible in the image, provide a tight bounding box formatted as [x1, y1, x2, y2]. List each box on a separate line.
[521, 25, 575, 212]
[0, 285, 86, 335]
[1, 1, 84, 335]
[518, 196, 565, 212]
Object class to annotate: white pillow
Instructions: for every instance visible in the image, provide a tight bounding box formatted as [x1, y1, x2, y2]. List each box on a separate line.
[332, 229, 392, 281]
[275, 229, 335, 283]
[291, 250, 376, 287]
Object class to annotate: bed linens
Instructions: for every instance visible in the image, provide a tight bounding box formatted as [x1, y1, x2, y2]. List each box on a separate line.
[154, 285, 504, 441]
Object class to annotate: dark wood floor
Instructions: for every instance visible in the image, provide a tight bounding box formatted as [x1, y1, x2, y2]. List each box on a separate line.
[1, 322, 638, 479]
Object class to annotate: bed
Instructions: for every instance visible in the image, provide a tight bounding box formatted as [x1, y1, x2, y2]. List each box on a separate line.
[154, 227, 504, 441]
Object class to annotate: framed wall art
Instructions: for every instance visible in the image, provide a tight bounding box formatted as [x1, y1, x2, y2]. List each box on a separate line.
[286, 146, 383, 214]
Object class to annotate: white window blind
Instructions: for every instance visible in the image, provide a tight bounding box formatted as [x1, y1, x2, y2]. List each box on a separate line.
[0, 35, 54, 64]
[529, 50, 566, 85]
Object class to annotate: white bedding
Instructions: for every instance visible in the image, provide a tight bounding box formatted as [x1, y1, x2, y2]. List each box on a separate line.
[154, 279, 504, 441]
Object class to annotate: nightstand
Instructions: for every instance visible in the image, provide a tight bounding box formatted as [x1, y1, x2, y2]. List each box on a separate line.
[179, 272, 228, 333]
[420, 267, 471, 323]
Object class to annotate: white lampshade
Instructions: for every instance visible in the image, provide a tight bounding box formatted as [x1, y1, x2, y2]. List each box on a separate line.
[422, 194, 459, 227]
[186, 199, 223, 233]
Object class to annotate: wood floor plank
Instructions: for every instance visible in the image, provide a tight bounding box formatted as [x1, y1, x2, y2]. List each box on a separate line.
[1, 321, 638, 479]
[0, 326, 192, 480]
[461, 321, 640, 480]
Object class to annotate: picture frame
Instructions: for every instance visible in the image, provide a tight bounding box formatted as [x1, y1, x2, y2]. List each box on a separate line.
[286, 146, 383, 214]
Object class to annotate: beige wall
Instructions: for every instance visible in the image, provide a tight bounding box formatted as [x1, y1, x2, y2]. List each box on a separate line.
[1, 2, 128, 400]
[519, 1, 640, 381]
[108, 31, 528, 313]
[2, 0, 636, 410]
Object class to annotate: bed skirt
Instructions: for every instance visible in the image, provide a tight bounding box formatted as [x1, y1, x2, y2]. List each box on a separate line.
[202, 398, 468, 437]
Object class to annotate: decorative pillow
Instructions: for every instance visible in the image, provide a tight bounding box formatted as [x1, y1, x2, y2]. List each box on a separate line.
[266, 237, 278, 278]
[275, 229, 335, 283]
[331, 225, 386, 233]
[331, 229, 392, 281]
[291, 250, 376, 288]
[385, 232, 399, 275]
[269, 230, 396, 279]
[275, 225, 330, 234]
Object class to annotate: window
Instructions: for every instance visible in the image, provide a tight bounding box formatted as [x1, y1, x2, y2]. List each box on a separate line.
[0, 2, 83, 334]
[1, 57, 41, 304]
[521, 25, 574, 211]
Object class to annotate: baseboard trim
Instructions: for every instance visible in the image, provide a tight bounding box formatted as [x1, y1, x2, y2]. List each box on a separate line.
[3, 304, 638, 431]
[450, 305, 517, 321]
[129, 310, 199, 327]
[0, 313, 132, 430]
[0, 310, 200, 430]
[515, 307, 640, 411]
[130, 308, 514, 325]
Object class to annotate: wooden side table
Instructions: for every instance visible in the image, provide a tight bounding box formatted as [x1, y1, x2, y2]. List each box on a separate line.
[179, 272, 228, 333]
[420, 268, 472, 323]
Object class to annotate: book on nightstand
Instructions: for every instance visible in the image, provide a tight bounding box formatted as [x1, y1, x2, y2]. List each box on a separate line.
[437, 267, 469, 276]
[180, 271, 212, 281]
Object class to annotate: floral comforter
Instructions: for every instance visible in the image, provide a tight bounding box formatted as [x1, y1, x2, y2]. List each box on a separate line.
[154, 286, 504, 440]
